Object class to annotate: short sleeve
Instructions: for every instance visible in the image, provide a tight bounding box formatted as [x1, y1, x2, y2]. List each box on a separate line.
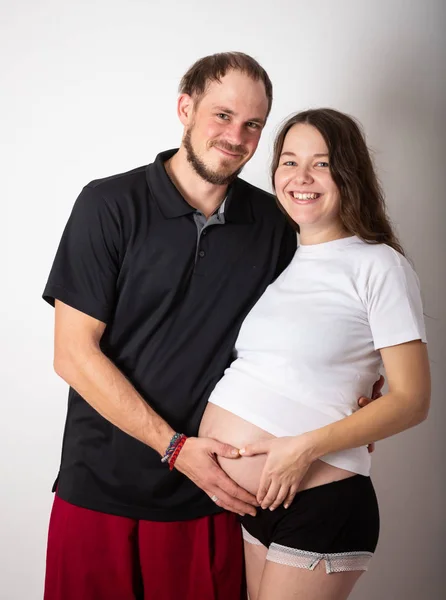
[42, 185, 121, 323]
[366, 264, 427, 350]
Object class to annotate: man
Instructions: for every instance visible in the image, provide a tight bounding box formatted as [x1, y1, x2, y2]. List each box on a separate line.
[43, 52, 379, 600]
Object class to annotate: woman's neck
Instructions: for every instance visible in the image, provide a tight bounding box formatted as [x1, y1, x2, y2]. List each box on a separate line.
[299, 223, 351, 246]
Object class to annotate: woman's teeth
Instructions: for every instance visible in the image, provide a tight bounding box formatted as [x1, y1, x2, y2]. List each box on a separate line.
[292, 192, 320, 200]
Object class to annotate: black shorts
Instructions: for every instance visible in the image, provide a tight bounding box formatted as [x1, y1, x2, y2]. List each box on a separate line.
[240, 474, 380, 574]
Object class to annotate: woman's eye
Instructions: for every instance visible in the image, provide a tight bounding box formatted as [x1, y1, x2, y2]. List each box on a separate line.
[284, 161, 297, 167]
[316, 161, 329, 167]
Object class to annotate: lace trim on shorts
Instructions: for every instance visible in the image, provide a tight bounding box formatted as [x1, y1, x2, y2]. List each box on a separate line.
[242, 528, 373, 574]
[241, 526, 263, 546]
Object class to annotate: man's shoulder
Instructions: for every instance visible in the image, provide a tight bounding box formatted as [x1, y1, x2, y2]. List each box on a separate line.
[236, 177, 274, 202]
[85, 165, 148, 198]
[236, 178, 285, 219]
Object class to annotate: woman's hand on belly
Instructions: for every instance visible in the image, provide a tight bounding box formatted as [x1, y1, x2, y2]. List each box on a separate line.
[200, 403, 355, 509]
[240, 434, 316, 510]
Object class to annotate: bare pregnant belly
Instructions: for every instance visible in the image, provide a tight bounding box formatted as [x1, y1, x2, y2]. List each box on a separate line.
[199, 403, 355, 497]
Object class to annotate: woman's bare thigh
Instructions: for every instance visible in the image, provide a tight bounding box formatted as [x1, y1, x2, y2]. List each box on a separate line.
[258, 560, 363, 600]
[244, 541, 268, 600]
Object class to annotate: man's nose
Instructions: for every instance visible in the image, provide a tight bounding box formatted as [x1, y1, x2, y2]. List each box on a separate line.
[224, 123, 245, 147]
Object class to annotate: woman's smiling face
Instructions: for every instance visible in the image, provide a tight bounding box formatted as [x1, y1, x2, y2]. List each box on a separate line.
[274, 123, 342, 234]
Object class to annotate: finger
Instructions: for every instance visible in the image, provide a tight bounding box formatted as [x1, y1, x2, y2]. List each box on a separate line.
[211, 486, 258, 517]
[214, 469, 259, 507]
[200, 474, 258, 516]
[209, 439, 241, 458]
[269, 484, 290, 511]
[239, 442, 268, 457]
[188, 458, 258, 511]
[283, 485, 299, 509]
[357, 396, 371, 408]
[260, 480, 281, 510]
[372, 375, 385, 399]
[256, 473, 270, 504]
[177, 445, 257, 515]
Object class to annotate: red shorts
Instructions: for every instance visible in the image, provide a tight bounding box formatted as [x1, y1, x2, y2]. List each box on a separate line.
[44, 495, 246, 600]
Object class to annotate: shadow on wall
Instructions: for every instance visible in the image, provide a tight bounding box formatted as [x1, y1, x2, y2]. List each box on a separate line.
[350, 49, 446, 600]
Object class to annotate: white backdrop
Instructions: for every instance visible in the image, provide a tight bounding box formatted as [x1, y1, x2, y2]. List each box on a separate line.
[2, 0, 445, 598]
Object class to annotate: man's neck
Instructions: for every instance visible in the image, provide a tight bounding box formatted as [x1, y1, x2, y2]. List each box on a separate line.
[166, 146, 228, 218]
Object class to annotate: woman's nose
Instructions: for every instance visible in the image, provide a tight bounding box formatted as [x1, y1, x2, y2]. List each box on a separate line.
[293, 166, 314, 185]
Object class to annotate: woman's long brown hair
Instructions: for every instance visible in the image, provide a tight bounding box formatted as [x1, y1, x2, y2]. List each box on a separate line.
[271, 108, 405, 255]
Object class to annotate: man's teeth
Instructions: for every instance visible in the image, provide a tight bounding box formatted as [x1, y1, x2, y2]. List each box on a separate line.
[292, 192, 320, 200]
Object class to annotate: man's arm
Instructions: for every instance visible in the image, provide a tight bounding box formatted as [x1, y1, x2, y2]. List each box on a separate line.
[54, 300, 258, 516]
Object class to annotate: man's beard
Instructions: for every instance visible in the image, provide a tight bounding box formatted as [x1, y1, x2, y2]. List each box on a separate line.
[183, 128, 247, 185]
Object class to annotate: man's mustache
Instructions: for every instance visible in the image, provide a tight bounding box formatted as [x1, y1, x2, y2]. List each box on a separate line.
[210, 140, 248, 156]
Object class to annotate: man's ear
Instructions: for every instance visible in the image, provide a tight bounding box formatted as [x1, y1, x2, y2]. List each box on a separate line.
[177, 93, 195, 127]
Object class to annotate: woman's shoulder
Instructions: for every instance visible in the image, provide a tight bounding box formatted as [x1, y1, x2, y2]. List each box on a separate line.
[347, 238, 411, 271]
[345, 239, 420, 303]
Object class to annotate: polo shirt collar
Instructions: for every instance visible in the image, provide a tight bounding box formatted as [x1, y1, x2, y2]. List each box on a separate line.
[146, 149, 195, 218]
[224, 179, 254, 224]
[146, 149, 254, 224]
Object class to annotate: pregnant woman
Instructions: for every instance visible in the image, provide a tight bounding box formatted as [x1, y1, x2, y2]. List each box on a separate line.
[199, 108, 430, 600]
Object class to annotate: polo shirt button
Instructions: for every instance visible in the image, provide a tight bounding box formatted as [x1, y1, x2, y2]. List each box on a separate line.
[202, 230, 207, 236]
[198, 250, 205, 258]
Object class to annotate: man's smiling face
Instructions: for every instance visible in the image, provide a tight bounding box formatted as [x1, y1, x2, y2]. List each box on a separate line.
[180, 69, 269, 185]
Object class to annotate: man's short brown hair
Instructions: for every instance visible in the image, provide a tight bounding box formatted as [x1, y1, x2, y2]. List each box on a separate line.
[179, 52, 273, 117]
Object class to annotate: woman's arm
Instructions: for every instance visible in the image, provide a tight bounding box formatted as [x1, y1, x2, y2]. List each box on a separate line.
[307, 339, 430, 458]
[240, 339, 430, 509]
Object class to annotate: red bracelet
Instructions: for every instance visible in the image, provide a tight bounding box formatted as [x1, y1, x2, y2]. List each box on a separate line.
[168, 434, 187, 471]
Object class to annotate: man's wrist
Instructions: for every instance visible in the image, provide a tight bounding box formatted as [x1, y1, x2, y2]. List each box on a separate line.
[152, 424, 177, 457]
[162, 434, 188, 470]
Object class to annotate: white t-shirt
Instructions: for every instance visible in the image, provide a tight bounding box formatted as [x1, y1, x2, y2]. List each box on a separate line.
[208, 236, 427, 475]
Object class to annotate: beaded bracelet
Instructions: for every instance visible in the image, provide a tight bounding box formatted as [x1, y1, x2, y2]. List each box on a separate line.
[168, 434, 187, 471]
[161, 432, 186, 464]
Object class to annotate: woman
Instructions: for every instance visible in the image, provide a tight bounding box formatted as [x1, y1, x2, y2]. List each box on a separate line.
[199, 108, 430, 600]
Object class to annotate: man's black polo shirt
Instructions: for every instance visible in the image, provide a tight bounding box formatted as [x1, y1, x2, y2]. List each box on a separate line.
[43, 149, 297, 521]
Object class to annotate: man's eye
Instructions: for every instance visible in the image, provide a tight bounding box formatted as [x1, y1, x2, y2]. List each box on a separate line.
[217, 113, 229, 120]
[247, 122, 259, 130]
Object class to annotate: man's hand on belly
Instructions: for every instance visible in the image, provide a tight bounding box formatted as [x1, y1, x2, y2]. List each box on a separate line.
[174, 437, 259, 517]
